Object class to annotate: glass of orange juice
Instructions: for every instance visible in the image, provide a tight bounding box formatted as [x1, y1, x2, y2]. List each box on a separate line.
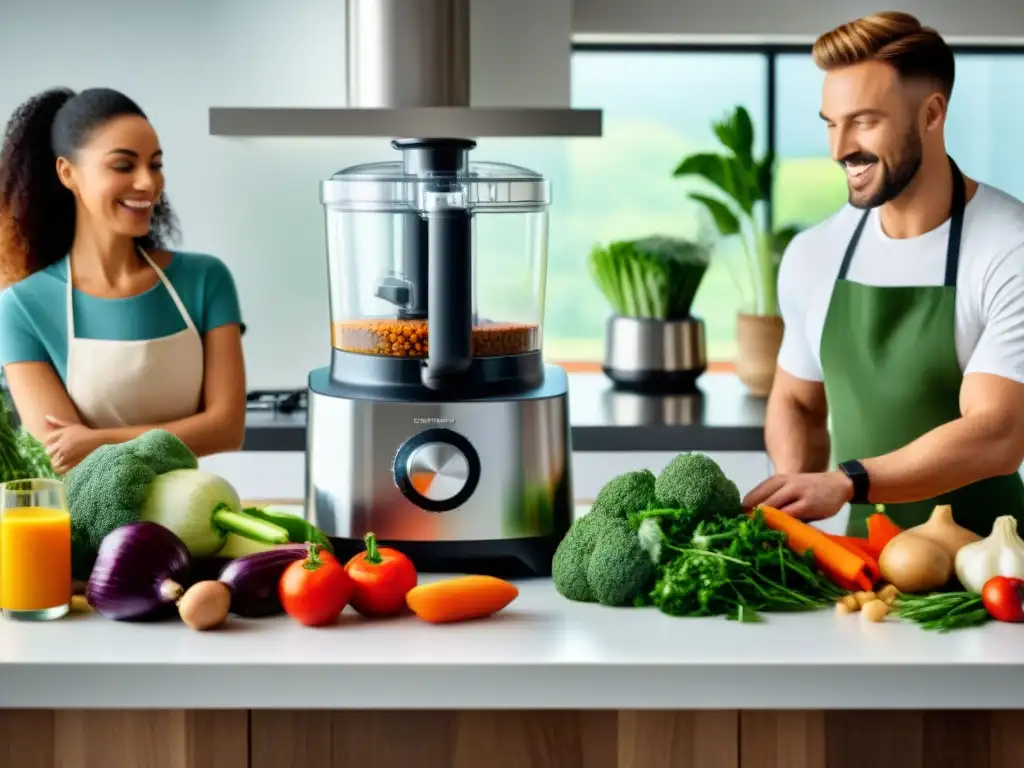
[0, 478, 72, 621]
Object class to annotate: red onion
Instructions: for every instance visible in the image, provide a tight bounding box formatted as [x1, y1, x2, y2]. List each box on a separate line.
[86, 522, 192, 621]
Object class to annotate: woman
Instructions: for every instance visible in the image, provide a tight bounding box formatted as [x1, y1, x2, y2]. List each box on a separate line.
[0, 87, 246, 474]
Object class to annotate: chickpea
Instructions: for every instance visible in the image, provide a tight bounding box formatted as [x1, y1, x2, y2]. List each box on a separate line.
[860, 599, 890, 623]
[853, 591, 877, 607]
[835, 601, 853, 616]
[877, 584, 900, 605]
[840, 595, 859, 612]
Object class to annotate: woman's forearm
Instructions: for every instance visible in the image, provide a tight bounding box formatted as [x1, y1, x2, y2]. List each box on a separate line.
[95, 409, 245, 457]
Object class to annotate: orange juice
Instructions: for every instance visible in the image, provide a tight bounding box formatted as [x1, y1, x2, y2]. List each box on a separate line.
[0, 506, 72, 612]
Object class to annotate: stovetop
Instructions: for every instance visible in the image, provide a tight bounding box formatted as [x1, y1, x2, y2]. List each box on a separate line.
[246, 389, 307, 414]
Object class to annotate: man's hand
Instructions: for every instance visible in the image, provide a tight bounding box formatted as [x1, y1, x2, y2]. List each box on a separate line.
[742, 470, 854, 521]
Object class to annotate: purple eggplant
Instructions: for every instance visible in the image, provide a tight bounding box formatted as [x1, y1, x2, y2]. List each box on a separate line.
[218, 544, 309, 617]
[86, 522, 192, 621]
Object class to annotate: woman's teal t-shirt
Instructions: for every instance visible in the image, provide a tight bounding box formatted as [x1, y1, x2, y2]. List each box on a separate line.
[0, 251, 243, 383]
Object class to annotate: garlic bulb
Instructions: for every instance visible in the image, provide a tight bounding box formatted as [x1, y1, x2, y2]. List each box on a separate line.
[954, 515, 1024, 593]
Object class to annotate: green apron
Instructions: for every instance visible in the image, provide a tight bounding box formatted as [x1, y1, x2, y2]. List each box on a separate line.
[819, 156, 1024, 537]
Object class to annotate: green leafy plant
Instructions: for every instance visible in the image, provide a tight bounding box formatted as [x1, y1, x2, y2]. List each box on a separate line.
[589, 235, 713, 320]
[672, 106, 802, 316]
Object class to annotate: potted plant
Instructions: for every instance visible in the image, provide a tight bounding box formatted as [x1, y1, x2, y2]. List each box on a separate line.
[589, 235, 714, 393]
[672, 106, 802, 397]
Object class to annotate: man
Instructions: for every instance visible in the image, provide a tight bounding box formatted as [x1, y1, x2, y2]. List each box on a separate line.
[742, 12, 1024, 536]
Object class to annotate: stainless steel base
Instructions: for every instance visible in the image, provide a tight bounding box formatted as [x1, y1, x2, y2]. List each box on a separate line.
[304, 365, 573, 574]
[603, 315, 707, 393]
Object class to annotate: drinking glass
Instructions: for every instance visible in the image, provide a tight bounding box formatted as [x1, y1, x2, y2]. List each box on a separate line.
[0, 478, 72, 621]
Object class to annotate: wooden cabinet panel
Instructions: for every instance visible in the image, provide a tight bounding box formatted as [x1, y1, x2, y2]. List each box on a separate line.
[0, 711, 247, 768]
[3, 708, 1023, 767]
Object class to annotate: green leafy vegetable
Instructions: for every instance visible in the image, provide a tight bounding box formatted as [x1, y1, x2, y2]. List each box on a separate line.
[0, 395, 56, 481]
[634, 507, 846, 622]
[552, 451, 847, 622]
[589, 235, 712, 320]
[891, 591, 991, 632]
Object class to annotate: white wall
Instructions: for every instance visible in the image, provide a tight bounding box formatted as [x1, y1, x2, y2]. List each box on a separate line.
[3, 0, 1020, 389]
[0, 0, 572, 390]
[573, 0, 1024, 42]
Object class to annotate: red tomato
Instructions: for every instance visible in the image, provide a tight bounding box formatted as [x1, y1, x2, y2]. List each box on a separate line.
[981, 576, 1024, 623]
[279, 544, 353, 626]
[344, 532, 418, 618]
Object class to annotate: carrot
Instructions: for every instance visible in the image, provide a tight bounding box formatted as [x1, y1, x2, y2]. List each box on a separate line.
[754, 506, 874, 592]
[405, 575, 519, 624]
[867, 510, 903, 551]
[828, 534, 883, 560]
[825, 534, 881, 584]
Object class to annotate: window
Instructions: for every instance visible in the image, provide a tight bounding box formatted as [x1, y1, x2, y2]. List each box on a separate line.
[537, 51, 768, 362]
[772, 54, 848, 233]
[944, 54, 1024, 199]
[533, 45, 1024, 365]
[773, 51, 1024, 233]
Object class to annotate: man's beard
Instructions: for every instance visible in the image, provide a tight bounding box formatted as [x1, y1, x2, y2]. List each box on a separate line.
[843, 130, 923, 210]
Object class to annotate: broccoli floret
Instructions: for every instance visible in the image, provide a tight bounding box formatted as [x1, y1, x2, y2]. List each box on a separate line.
[552, 512, 605, 602]
[590, 469, 658, 519]
[587, 517, 659, 606]
[64, 429, 197, 578]
[654, 452, 741, 521]
[552, 512, 661, 606]
[127, 428, 198, 475]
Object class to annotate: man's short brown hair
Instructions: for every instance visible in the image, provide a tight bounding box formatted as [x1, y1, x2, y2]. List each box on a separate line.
[812, 12, 955, 99]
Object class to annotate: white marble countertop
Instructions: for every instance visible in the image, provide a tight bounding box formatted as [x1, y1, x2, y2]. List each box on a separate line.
[3, 576, 1024, 710]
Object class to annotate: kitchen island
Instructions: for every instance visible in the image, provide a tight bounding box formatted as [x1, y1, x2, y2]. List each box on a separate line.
[3, 577, 1024, 768]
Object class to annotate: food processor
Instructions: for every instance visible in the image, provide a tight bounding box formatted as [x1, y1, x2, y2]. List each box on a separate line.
[304, 138, 572, 576]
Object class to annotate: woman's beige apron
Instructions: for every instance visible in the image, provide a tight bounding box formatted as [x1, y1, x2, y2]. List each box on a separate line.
[66, 247, 204, 428]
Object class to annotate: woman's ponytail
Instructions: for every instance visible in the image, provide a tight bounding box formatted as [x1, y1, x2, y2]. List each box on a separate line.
[0, 87, 77, 286]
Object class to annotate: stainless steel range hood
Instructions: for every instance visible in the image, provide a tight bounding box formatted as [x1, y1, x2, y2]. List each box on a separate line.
[209, 0, 602, 138]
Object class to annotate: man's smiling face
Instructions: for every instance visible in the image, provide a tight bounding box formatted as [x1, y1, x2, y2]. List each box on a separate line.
[820, 59, 925, 209]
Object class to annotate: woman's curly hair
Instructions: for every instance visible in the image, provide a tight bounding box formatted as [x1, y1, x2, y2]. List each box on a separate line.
[0, 87, 179, 286]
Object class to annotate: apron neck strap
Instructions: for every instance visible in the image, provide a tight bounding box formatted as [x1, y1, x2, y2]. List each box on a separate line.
[137, 248, 197, 331]
[66, 246, 198, 339]
[837, 155, 966, 288]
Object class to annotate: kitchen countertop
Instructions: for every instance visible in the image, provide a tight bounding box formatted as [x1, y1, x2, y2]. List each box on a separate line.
[244, 372, 767, 453]
[2, 577, 1022, 711]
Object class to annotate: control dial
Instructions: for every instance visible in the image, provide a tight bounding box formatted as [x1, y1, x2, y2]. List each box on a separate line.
[393, 428, 481, 512]
[405, 442, 469, 501]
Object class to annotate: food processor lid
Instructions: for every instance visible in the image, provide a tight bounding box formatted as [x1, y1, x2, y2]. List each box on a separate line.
[321, 138, 550, 210]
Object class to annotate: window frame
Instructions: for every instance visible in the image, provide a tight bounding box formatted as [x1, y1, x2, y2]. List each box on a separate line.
[559, 41, 1024, 371]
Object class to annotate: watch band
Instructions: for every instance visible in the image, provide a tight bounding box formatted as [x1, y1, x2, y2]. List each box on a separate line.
[839, 459, 870, 505]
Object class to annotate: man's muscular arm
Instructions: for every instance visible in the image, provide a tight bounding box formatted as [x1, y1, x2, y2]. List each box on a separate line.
[765, 368, 831, 474]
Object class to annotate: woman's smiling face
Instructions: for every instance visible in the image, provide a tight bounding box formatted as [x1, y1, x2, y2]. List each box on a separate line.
[56, 113, 164, 238]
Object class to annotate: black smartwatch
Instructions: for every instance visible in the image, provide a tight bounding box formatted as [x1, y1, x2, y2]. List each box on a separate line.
[838, 460, 870, 505]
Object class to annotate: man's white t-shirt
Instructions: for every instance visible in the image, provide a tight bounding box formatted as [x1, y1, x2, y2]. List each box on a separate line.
[777, 182, 1024, 386]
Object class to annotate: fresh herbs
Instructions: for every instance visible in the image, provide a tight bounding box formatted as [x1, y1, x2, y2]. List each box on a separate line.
[891, 591, 992, 632]
[0, 393, 56, 481]
[633, 507, 847, 622]
[589, 235, 712, 320]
